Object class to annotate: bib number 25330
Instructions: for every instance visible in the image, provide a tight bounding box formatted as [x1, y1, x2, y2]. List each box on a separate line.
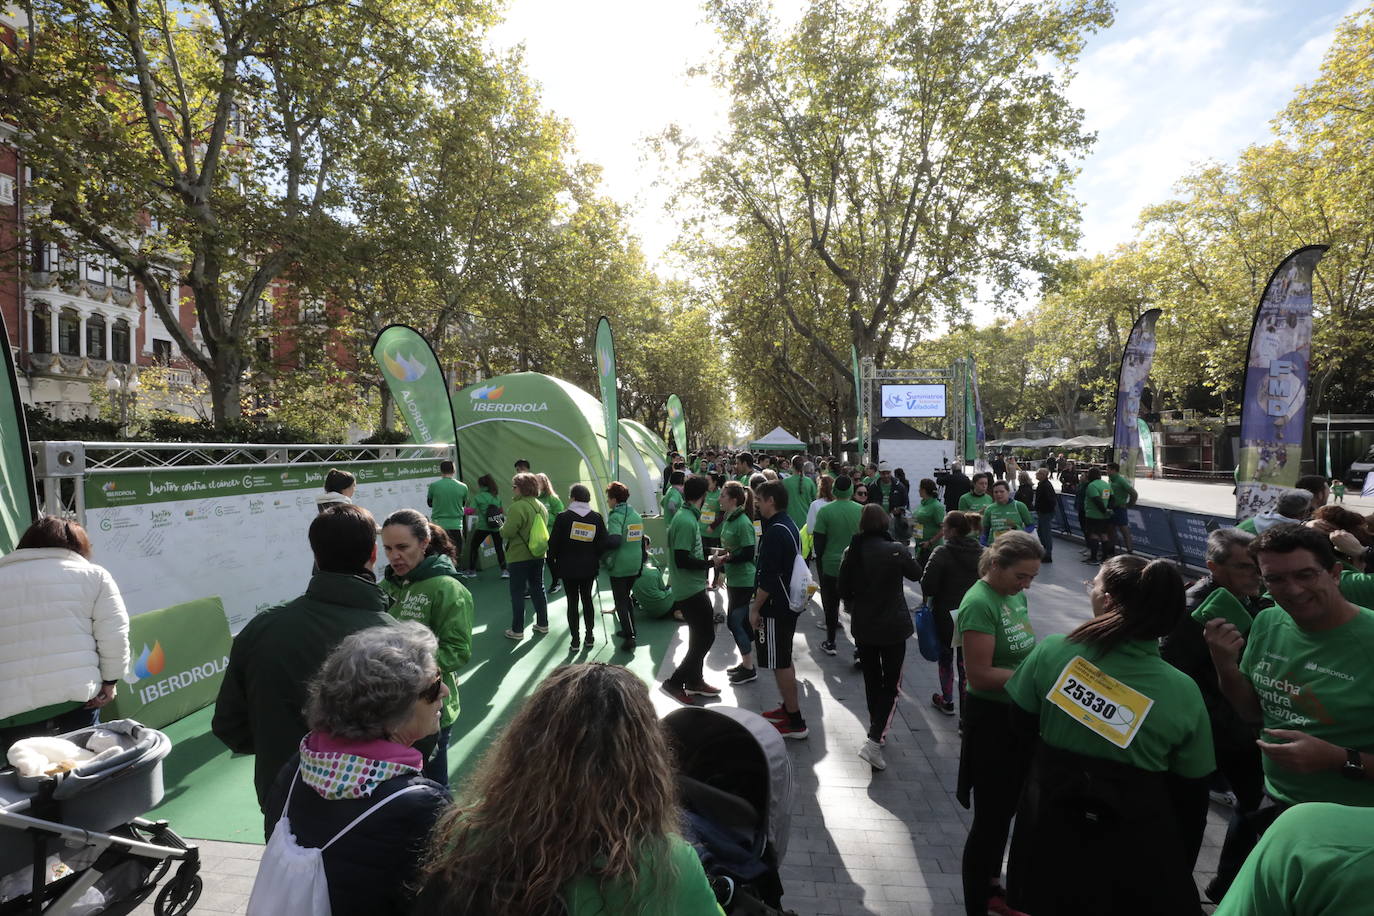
[1046, 655, 1155, 750]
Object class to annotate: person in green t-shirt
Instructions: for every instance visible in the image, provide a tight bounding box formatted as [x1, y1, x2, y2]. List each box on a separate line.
[913, 477, 946, 569]
[1213, 802, 1374, 916]
[662, 475, 718, 703]
[1332, 479, 1346, 503]
[782, 455, 818, 530]
[1204, 524, 1374, 814]
[955, 530, 1043, 916]
[660, 470, 685, 526]
[958, 473, 994, 514]
[699, 474, 723, 589]
[413, 665, 722, 916]
[1080, 467, 1115, 564]
[602, 482, 645, 652]
[1105, 461, 1138, 554]
[980, 480, 1032, 542]
[1004, 554, 1213, 915]
[713, 481, 758, 684]
[427, 460, 471, 577]
[464, 474, 506, 575]
[812, 475, 863, 654]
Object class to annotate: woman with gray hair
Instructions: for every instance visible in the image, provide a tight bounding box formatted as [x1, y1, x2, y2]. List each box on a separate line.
[254, 623, 452, 916]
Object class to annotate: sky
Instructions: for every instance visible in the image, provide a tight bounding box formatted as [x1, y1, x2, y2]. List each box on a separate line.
[491, 0, 1365, 319]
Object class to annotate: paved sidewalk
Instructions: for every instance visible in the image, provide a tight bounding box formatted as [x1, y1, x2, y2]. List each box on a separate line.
[134, 540, 1231, 915]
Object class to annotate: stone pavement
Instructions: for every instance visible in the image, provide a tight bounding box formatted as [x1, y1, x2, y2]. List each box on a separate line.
[134, 537, 1231, 915]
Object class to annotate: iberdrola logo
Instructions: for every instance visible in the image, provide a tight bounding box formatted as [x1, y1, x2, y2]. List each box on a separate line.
[383, 350, 427, 383]
[469, 385, 506, 400]
[132, 641, 166, 680]
[102, 480, 117, 493]
[668, 402, 682, 420]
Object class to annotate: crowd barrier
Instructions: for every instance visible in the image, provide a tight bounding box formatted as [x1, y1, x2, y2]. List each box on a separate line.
[1053, 493, 1234, 570]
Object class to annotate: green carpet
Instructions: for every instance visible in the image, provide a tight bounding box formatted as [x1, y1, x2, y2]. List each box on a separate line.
[147, 571, 676, 843]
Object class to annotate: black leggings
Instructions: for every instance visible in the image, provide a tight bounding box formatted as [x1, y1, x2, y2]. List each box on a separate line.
[857, 642, 905, 742]
[444, 528, 465, 569]
[666, 590, 715, 690]
[564, 577, 596, 639]
[610, 575, 637, 639]
[820, 574, 841, 641]
[960, 695, 1031, 916]
[467, 530, 505, 570]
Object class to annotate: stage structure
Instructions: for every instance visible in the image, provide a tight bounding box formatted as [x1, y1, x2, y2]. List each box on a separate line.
[857, 357, 965, 466]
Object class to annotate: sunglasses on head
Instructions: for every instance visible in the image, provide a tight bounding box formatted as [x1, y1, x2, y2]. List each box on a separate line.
[420, 673, 444, 703]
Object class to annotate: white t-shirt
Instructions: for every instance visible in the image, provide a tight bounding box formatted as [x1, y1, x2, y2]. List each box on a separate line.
[805, 497, 831, 533]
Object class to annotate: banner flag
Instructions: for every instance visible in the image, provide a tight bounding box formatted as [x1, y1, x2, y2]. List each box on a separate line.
[1112, 309, 1162, 483]
[595, 317, 619, 481]
[107, 597, 232, 729]
[667, 394, 688, 455]
[851, 345, 864, 460]
[371, 325, 458, 452]
[1236, 245, 1328, 521]
[965, 356, 986, 463]
[1137, 418, 1156, 474]
[0, 307, 37, 552]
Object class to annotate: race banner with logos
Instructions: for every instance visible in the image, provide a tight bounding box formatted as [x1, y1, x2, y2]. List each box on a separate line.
[371, 324, 458, 451]
[667, 394, 688, 455]
[0, 308, 37, 552]
[1236, 245, 1328, 521]
[1112, 308, 1161, 483]
[85, 460, 434, 631]
[107, 597, 232, 729]
[964, 356, 986, 464]
[595, 317, 619, 481]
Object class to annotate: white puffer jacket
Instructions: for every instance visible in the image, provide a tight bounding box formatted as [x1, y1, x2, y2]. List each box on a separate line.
[0, 548, 130, 720]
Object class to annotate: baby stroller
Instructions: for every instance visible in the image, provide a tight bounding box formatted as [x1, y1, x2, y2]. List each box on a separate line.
[664, 706, 793, 914]
[0, 720, 201, 915]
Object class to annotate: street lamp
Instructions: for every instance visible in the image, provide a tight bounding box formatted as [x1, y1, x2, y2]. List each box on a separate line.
[106, 369, 140, 427]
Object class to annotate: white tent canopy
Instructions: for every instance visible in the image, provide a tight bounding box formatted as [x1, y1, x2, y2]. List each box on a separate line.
[748, 426, 807, 451]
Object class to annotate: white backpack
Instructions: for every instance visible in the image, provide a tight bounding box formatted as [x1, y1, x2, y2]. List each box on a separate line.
[246, 769, 426, 916]
[778, 524, 813, 614]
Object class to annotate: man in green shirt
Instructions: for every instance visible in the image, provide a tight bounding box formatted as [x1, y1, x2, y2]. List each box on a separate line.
[957, 473, 994, 514]
[812, 475, 862, 655]
[660, 470, 685, 526]
[1081, 467, 1115, 564]
[1205, 524, 1374, 818]
[1105, 461, 1137, 553]
[782, 455, 817, 530]
[661, 476, 718, 704]
[734, 452, 757, 484]
[427, 459, 470, 576]
[981, 480, 1032, 541]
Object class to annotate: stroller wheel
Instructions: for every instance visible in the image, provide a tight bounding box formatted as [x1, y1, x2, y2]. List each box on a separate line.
[155, 874, 203, 916]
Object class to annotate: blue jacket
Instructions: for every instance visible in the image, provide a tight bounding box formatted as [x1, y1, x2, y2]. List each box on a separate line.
[755, 513, 800, 618]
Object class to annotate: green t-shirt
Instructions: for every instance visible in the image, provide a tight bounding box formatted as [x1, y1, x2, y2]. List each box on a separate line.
[782, 473, 817, 527]
[1235, 516, 1258, 534]
[667, 504, 707, 602]
[957, 579, 1036, 703]
[1107, 473, 1135, 509]
[1239, 604, 1374, 806]
[538, 492, 564, 518]
[958, 491, 994, 514]
[633, 563, 674, 615]
[1083, 478, 1114, 520]
[718, 507, 757, 588]
[471, 491, 502, 531]
[1333, 481, 1347, 496]
[1006, 634, 1215, 776]
[982, 500, 1032, 540]
[563, 835, 721, 916]
[427, 477, 469, 530]
[1340, 569, 1374, 608]
[699, 490, 722, 537]
[914, 496, 945, 542]
[1213, 802, 1374, 916]
[812, 496, 862, 577]
[660, 487, 684, 527]
[604, 503, 646, 578]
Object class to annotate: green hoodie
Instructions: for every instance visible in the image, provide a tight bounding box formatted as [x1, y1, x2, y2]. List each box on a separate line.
[500, 496, 549, 562]
[604, 502, 647, 578]
[381, 554, 474, 729]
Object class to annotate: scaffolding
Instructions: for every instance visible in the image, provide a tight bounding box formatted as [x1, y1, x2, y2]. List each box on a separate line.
[858, 359, 965, 466]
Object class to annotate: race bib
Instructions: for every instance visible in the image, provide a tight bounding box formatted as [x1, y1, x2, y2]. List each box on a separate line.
[1046, 656, 1155, 750]
[701, 510, 717, 525]
[626, 523, 644, 542]
[570, 522, 596, 542]
[754, 520, 763, 538]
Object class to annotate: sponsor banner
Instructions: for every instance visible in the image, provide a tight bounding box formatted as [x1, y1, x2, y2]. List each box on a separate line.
[1138, 418, 1156, 472]
[372, 324, 458, 447]
[596, 317, 619, 482]
[1112, 309, 1161, 484]
[0, 308, 37, 552]
[1169, 510, 1233, 569]
[1236, 246, 1328, 520]
[1121, 505, 1178, 557]
[106, 597, 232, 729]
[965, 356, 986, 461]
[1055, 495, 1228, 569]
[667, 394, 688, 455]
[86, 460, 434, 509]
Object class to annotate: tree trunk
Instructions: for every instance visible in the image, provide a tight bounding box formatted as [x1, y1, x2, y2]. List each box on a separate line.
[380, 383, 395, 432]
[209, 348, 244, 425]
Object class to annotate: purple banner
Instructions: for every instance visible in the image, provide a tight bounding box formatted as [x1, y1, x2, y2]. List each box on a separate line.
[1236, 246, 1328, 521]
[1112, 309, 1161, 483]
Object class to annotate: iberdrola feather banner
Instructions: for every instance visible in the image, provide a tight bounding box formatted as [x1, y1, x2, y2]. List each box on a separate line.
[964, 356, 985, 462]
[1236, 245, 1328, 521]
[595, 317, 619, 481]
[0, 307, 37, 552]
[667, 394, 688, 455]
[851, 344, 864, 461]
[1112, 308, 1162, 483]
[371, 325, 458, 453]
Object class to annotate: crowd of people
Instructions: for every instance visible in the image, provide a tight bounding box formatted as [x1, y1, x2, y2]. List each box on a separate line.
[3, 447, 1373, 915]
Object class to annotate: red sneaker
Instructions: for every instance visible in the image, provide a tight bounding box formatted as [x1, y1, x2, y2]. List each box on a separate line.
[659, 682, 693, 705]
[986, 890, 1029, 916]
[773, 719, 809, 740]
[760, 706, 788, 722]
[686, 682, 721, 697]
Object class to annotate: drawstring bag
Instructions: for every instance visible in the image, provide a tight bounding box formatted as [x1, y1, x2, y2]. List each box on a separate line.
[246, 769, 426, 916]
[913, 605, 941, 662]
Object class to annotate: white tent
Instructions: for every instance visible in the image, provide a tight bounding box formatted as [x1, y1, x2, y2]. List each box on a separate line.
[748, 426, 808, 451]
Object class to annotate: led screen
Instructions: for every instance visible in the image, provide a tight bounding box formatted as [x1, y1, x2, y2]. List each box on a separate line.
[880, 384, 946, 418]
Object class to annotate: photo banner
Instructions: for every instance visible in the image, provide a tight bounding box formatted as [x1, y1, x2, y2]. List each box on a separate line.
[1137, 417, 1156, 474]
[595, 317, 619, 482]
[371, 325, 458, 453]
[0, 308, 37, 552]
[667, 394, 687, 455]
[1236, 245, 1328, 521]
[851, 344, 864, 460]
[1112, 308, 1162, 483]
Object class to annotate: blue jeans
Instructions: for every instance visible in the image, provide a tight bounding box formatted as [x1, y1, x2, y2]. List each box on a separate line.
[726, 586, 754, 657]
[422, 724, 452, 785]
[1036, 512, 1055, 559]
[509, 558, 549, 632]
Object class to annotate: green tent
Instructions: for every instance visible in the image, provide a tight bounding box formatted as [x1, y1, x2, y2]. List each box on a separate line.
[618, 418, 668, 512]
[748, 426, 807, 452]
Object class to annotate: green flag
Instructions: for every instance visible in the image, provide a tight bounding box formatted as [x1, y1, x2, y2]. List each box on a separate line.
[0, 308, 37, 552]
[667, 394, 688, 455]
[371, 325, 458, 449]
[851, 344, 864, 460]
[595, 317, 619, 481]
[963, 358, 976, 461]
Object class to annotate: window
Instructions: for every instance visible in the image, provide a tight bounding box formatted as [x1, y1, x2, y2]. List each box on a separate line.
[31, 305, 51, 354]
[152, 339, 172, 365]
[86, 314, 107, 359]
[255, 337, 272, 365]
[112, 320, 131, 363]
[30, 235, 56, 273]
[86, 258, 107, 287]
[57, 309, 80, 356]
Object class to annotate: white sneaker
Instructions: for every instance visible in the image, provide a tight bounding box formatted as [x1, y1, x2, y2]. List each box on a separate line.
[503, 628, 523, 640]
[858, 739, 886, 771]
[500, 569, 510, 578]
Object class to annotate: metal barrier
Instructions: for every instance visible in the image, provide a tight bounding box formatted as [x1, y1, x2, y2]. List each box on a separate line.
[1054, 493, 1234, 570]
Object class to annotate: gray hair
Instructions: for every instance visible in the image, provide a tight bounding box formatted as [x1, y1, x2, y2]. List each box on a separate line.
[1278, 490, 1314, 520]
[1205, 527, 1256, 565]
[977, 529, 1044, 576]
[306, 623, 438, 740]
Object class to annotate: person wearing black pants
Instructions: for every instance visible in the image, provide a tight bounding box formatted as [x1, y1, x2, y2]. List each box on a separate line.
[661, 475, 719, 703]
[466, 529, 505, 573]
[666, 590, 715, 693]
[545, 484, 608, 651]
[838, 504, 919, 771]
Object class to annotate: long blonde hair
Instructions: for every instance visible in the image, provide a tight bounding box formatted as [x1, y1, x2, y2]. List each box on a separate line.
[416, 664, 681, 914]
